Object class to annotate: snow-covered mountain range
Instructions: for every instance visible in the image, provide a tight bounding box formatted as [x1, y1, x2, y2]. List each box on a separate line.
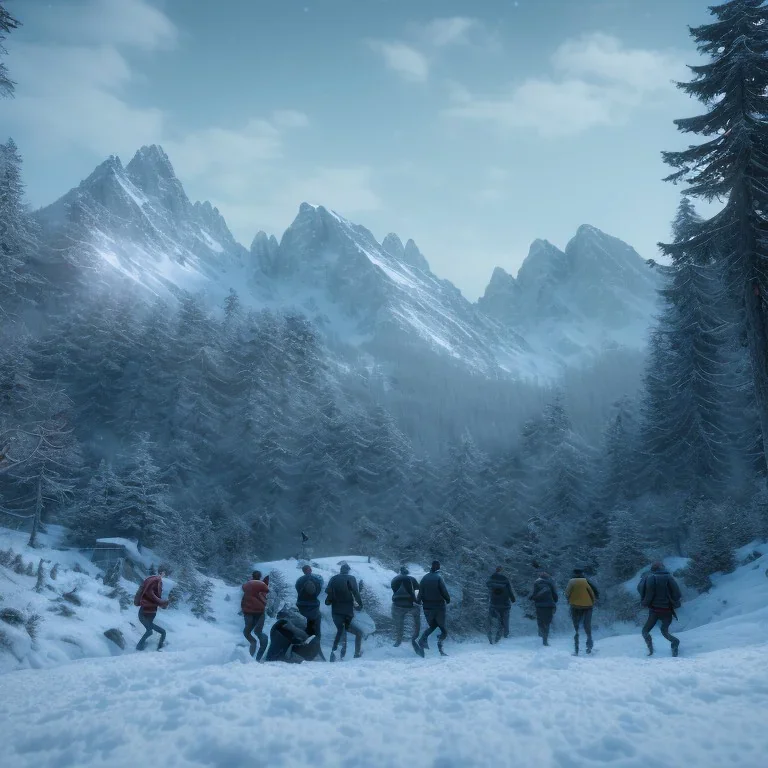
[35, 145, 661, 380]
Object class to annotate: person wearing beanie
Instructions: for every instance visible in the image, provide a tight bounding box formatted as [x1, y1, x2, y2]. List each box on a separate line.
[565, 568, 600, 655]
[639, 561, 682, 657]
[417, 561, 451, 656]
[391, 565, 422, 656]
[325, 563, 364, 661]
[295, 564, 326, 660]
[530, 571, 558, 646]
[486, 566, 516, 644]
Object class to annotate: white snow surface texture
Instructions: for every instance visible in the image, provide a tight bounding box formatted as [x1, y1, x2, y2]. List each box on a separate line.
[1, 529, 768, 768]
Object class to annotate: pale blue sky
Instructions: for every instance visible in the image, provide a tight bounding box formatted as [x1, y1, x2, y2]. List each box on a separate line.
[3, 0, 711, 299]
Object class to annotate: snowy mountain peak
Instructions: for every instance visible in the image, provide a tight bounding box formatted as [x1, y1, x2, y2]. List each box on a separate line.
[381, 233, 405, 260]
[403, 239, 430, 273]
[124, 145, 190, 220]
[477, 227, 661, 365]
[250, 230, 280, 273]
[126, 144, 176, 181]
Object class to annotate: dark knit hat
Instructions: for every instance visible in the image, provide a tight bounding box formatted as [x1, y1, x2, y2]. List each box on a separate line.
[573, 568, 585, 577]
[302, 565, 312, 575]
[400, 565, 409, 575]
[431, 560, 441, 572]
[340, 563, 351, 574]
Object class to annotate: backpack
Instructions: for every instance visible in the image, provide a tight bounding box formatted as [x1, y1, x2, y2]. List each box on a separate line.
[301, 577, 317, 598]
[393, 577, 414, 602]
[492, 584, 505, 597]
[133, 582, 146, 607]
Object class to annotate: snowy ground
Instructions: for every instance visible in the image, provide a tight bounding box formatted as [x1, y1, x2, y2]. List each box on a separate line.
[1, 528, 767, 768]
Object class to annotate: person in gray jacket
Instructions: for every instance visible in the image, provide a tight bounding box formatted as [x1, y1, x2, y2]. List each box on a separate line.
[391, 566, 423, 656]
[486, 566, 516, 644]
[325, 563, 364, 661]
[417, 561, 450, 656]
[639, 561, 682, 656]
[531, 571, 558, 646]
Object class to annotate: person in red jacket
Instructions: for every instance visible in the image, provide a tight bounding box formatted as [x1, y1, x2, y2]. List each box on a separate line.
[242, 570, 270, 660]
[136, 570, 169, 651]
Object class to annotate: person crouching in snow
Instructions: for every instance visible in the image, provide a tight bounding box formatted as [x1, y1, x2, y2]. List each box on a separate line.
[241, 570, 269, 660]
[639, 561, 682, 657]
[134, 569, 169, 651]
[565, 568, 599, 655]
[265, 607, 322, 663]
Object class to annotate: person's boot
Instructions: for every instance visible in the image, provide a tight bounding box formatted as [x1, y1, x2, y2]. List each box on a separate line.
[256, 645, 267, 663]
[438, 641, 448, 657]
[671, 640, 680, 658]
[248, 641, 257, 658]
[340, 642, 347, 661]
[157, 635, 166, 651]
[542, 631, 549, 647]
[573, 633, 579, 656]
[330, 646, 338, 662]
[487, 632, 494, 645]
[394, 640, 402, 648]
[412, 638, 425, 658]
[644, 635, 654, 657]
[418, 633, 429, 651]
[586, 639, 593, 655]
[354, 636, 363, 659]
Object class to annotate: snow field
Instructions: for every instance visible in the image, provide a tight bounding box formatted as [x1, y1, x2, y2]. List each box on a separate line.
[1, 634, 767, 768]
[1, 531, 768, 767]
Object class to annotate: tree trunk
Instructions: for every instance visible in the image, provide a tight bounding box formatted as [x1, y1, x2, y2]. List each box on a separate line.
[28, 475, 43, 548]
[744, 278, 768, 477]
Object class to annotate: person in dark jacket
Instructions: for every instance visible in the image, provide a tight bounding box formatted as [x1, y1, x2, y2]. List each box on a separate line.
[295, 564, 325, 659]
[565, 568, 599, 655]
[136, 570, 169, 651]
[639, 561, 682, 656]
[325, 563, 364, 661]
[417, 561, 450, 656]
[391, 565, 422, 656]
[530, 571, 558, 646]
[486, 566, 516, 644]
[265, 608, 322, 663]
[241, 570, 269, 660]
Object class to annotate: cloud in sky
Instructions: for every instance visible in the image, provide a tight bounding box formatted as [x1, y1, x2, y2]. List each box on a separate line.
[369, 16, 487, 83]
[421, 17, 479, 48]
[444, 33, 687, 136]
[5, 0, 378, 243]
[367, 40, 430, 83]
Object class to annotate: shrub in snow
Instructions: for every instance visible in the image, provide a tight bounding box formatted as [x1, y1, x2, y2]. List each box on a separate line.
[166, 585, 182, 609]
[25, 613, 42, 641]
[73, 562, 84, 574]
[190, 579, 214, 621]
[34, 559, 46, 593]
[107, 587, 132, 610]
[683, 501, 736, 591]
[11, 553, 25, 575]
[103, 628, 125, 650]
[266, 569, 289, 618]
[0, 607, 25, 626]
[600, 509, 646, 583]
[61, 589, 82, 606]
[25, 561, 35, 577]
[50, 603, 76, 618]
[0, 547, 12, 568]
[50, 562, 59, 580]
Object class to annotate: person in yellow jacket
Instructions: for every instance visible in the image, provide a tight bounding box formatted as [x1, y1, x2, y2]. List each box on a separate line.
[564, 568, 600, 655]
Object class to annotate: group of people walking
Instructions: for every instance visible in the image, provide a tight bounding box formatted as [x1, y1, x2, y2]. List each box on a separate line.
[132, 560, 683, 660]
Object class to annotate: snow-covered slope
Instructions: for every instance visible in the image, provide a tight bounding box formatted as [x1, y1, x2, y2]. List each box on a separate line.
[34, 145, 660, 380]
[1, 527, 767, 768]
[478, 225, 662, 366]
[35, 145, 251, 299]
